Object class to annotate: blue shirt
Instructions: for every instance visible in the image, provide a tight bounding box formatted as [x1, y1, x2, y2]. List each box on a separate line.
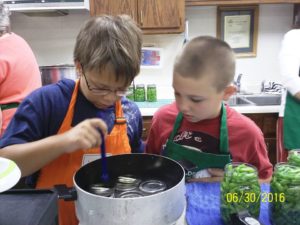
[0, 79, 144, 153]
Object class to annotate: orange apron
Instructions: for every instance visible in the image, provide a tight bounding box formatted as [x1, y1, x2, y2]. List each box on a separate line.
[36, 80, 131, 225]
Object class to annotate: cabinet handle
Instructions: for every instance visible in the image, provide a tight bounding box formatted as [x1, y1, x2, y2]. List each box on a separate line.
[140, 11, 143, 26]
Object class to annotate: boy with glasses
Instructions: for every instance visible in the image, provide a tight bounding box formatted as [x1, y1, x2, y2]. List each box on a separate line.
[0, 15, 143, 225]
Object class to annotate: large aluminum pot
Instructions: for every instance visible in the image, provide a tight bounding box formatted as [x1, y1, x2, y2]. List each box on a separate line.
[39, 65, 77, 86]
[74, 153, 185, 225]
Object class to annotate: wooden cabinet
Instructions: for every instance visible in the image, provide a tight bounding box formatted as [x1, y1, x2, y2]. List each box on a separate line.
[90, 0, 185, 34]
[90, 0, 137, 21]
[142, 116, 152, 141]
[142, 113, 278, 165]
[186, 0, 300, 6]
[244, 113, 278, 166]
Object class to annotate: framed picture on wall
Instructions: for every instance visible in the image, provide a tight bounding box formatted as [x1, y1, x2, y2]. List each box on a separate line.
[141, 47, 163, 69]
[217, 5, 259, 58]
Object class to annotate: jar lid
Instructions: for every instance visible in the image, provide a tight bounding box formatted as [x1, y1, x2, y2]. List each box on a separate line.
[139, 179, 167, 194]
[147, 84, 156, 88]
[117, 175, 139, 184]
[116, 190, 144, 198]
[89, 183, 114, 197]
[136, 84, 145, 88]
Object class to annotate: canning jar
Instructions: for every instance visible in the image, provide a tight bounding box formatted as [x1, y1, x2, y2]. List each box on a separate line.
[287, 149, 300, 167]
[147, 84, 157, 102]
[126, 84, 135, 101]
[220, 162, 261, 225]
[270, 163, 300, 225]
[134, 84, 145, 102]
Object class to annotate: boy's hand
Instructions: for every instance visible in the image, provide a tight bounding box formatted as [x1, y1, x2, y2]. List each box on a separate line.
[61, 118, 108, 153]
[188, 168, 224, 182]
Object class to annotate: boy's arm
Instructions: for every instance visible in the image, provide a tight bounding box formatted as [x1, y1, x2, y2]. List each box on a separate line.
[188, 168, 224, 182]
[259, 177, 272, 183]
[145, 113, 167, 155]
[249, 137, 273, 181]
[127, 103, 144, 153]
[145, 116, 160, 154]
[0, 118, 107, 177]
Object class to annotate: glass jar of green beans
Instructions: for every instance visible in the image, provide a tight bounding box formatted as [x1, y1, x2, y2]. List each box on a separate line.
[220, 163, 261, 225]
[126, 84, 135, 101]
[134, 84, 145, 102]
[147, 84, 157, 102]
[287, 150, 300, 167]
[270, 163, 300, 225]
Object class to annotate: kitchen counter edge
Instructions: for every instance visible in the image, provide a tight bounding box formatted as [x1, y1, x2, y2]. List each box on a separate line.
[140, 105, 280, 116]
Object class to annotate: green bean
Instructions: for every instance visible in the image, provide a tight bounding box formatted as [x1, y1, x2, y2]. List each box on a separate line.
[146, 85, 157, 102]
[126, 86, 135, 101]
[288, 150, 300, 167]
[270, 163, 300, 225]
[134, 85, 145, 102]
[221, 163, 260, 225]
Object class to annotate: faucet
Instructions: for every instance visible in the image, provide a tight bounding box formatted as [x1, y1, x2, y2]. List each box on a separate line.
[234, 74, 243, 94]
[261, 80, 266, 93]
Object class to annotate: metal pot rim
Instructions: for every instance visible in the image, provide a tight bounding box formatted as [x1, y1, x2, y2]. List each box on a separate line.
[73, 153, 185, 200]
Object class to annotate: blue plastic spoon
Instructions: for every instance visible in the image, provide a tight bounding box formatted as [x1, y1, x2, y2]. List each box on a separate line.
[99, 130, 109, 182]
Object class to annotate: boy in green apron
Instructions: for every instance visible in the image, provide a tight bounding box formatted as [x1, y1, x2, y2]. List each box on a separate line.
[146, 36, 272, 182]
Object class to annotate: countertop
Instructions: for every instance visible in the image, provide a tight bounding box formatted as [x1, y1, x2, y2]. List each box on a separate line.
[136, 99, 281, 116]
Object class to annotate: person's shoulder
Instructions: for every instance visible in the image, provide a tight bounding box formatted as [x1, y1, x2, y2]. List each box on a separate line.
[42, 78, 74, 93]
[10, 33, 25, 41]
[226, 106, 262, 134]
[286, 29, 300, 36]
[283, 29, 300, 41]
[27, 79, 75, 103]
[121, 98, 141, 115]
[153, 101, 178, 121]
[8, 33, 31, 47]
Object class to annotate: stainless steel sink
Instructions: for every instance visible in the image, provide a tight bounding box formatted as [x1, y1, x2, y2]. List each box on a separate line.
[227, 94, 281, 106]
[227, 95, 255, 106]
[243, 94, 281, 106]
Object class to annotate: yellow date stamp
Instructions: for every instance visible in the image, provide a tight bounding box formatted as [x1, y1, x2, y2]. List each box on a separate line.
[225, 192, 285, 203]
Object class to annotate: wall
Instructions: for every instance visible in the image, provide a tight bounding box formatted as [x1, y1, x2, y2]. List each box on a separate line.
[10, 4, 294, 99]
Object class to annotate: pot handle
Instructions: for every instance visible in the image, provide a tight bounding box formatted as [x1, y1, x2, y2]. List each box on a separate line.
[176, 159, 197, 172]
[230, 210, 264, 225]
[54, 184, 77, 201]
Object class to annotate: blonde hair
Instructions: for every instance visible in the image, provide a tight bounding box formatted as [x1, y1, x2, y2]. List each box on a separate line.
[174, 36, 235, 92]
[74, 15, 142, 86]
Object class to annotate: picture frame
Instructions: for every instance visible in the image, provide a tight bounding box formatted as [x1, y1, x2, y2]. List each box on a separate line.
[141, 47, 163, 69]
[217, 5, 259, 58]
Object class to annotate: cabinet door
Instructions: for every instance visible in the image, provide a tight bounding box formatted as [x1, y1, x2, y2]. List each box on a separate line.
[138, 0, 184, 33]
[90, 0, 137, 21]
[265, 138, 276, 166]
[142, 116, 153, 141]
[186, 0, 300, 6]
[245, 113, 278, 166]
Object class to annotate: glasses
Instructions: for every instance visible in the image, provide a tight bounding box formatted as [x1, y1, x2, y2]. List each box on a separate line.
[81, 67, 131, 97]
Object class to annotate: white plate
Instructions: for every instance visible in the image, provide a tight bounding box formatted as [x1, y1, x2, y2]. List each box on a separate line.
[0, 157, 21, 192]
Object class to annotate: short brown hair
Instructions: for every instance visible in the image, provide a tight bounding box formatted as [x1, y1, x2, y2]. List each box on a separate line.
[173, 36, 235, 92]
[74, 15, 142, 86]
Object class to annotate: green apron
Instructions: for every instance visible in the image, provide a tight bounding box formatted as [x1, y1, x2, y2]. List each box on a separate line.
[0, 102, 19, 111]
[164, 103, 231, 177]
[283, 92, 300, 150]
